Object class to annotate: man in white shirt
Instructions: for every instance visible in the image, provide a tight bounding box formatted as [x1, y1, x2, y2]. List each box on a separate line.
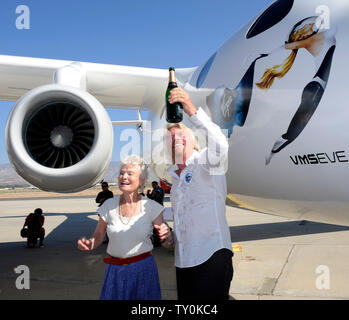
[165, 88, 233, 300]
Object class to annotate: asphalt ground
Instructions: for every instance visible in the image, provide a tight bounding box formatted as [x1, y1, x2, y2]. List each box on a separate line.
[1, 196, 349, 300]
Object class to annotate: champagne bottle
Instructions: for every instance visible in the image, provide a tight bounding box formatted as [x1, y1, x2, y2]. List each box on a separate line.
[166, 67, 183, 123]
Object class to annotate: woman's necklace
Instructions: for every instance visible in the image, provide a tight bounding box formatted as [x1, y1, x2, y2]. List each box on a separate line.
[119, 194, 141, 225]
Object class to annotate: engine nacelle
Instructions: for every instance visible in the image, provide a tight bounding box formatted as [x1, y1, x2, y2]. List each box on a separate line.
[5, 84, 113, 193]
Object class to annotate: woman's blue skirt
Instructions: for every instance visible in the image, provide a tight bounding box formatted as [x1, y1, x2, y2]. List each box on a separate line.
[100, 255, 161, 300]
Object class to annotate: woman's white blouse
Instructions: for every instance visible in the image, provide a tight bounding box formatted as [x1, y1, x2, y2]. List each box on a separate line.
[97, 195, 163, 258]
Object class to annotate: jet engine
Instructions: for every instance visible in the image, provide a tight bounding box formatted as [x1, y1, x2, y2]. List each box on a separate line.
[5, 84, 113, 193]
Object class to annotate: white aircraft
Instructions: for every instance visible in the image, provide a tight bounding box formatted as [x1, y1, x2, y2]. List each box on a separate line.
[2, 0, 349, 223]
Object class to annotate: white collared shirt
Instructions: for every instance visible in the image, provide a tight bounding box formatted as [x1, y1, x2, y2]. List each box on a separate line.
[166, 107, 232, 268]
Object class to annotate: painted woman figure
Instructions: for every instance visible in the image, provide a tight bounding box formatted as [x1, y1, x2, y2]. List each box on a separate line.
[263, 17, 337, 164]
[206, 16, 336, 165]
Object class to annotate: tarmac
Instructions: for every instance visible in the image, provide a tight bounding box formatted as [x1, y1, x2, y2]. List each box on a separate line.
[1, 195, 349, 300]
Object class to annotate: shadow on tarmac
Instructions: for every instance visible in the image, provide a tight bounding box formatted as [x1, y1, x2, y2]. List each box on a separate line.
[230, 220, 349, 243]
[0, 211, 107, 299]
[0, 210, 176, 300]
[2, 207, 348, 299]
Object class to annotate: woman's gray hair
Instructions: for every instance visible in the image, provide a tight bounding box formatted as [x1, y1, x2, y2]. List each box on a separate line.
[119, 155, 148, 189]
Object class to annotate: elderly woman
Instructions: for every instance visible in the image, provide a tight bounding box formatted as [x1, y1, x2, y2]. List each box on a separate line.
[77, 155, 173, 300]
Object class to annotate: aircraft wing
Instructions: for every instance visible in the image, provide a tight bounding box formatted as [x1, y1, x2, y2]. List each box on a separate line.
[2, 54, 197, 193]
[0, 54, 169, 110]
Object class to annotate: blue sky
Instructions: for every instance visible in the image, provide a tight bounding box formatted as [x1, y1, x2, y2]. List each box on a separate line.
[0, 0, 273, 165]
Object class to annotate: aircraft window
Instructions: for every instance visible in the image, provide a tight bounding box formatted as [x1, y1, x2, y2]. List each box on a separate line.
[196, 52, 217, 88]
[246, 0, 294, 39]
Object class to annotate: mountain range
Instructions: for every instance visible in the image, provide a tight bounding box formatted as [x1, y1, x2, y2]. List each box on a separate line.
[0, 162, 121, 187]
[0, 163, 29, 186]
[0, 161, 159, 187]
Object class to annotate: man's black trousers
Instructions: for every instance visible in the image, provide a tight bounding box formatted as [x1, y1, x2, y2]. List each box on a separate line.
[176, 248, 233, 300]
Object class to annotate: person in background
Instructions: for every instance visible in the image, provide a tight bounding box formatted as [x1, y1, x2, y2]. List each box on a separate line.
[147, 181, 165, 247]
[96, 182, 114, 207]
[96, 181, 114, 244]
[147, 181, 164, 205]
[23, 208, 45, 248]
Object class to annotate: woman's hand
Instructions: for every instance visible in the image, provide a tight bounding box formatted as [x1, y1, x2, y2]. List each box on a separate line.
[77, 218, 107, 251]
[168, 88, 197, 117]
[77, 237, 94, 251]
[285, 32, 320, 51]
[154, 223, 174, 249]
[285, 42, 299, 50]
[153, 223, 170, 242]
